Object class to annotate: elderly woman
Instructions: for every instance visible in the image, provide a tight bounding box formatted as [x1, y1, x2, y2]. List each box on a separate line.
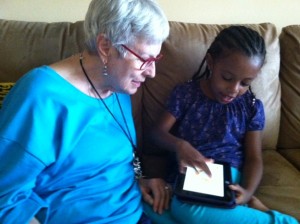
[0, 0, 169, 223]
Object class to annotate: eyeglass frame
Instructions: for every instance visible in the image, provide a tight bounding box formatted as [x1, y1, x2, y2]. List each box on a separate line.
[121, 44, 163, 70]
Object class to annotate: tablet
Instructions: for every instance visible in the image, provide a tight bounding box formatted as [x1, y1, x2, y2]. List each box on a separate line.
[174, 162, 236, 208]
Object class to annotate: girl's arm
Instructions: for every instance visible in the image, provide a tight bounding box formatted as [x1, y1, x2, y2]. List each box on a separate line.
[234, 130, 263, 204]
[141, 110, 211, 213]
[149, 111, 211, 176]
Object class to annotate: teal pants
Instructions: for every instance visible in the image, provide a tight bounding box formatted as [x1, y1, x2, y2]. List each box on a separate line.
[143, 168, 298, 224]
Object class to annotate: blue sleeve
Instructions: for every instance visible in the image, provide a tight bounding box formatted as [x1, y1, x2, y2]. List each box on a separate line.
[0, 138, 48, 223]
[0, 69, 57, 222]
[247, 99, 265, 131]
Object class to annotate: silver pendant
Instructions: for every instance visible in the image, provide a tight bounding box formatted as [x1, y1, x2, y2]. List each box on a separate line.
[133, 152, 143, 179]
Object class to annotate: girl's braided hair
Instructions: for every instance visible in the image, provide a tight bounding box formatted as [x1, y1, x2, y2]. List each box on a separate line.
[192, 25, 266, 104]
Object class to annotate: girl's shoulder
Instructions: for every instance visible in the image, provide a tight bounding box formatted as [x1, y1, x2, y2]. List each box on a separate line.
[236, 91, 264, 117]
[172, 79, 200, 95]
[239, 91, 263, 107]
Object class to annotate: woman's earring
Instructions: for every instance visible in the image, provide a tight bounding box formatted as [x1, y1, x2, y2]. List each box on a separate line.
[207, 68, 212, 78]
[103, 63, 108, 76]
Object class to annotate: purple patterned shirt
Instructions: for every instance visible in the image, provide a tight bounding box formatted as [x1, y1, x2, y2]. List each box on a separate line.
[166, 80, 265, 169]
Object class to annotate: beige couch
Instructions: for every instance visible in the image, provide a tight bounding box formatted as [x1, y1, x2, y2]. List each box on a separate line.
[0, 19, 299, 221]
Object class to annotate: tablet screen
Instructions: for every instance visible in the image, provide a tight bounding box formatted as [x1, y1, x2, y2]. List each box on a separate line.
[183, 163, 224, 197]
[174, 162, 235, 208]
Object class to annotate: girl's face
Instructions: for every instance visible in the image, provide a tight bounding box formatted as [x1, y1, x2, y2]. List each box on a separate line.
[105, 40, 162, 95]
[205, 51, 262, 104]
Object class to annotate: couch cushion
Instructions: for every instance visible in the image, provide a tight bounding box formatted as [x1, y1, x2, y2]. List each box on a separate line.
[278, 25, 300, 150]
[278, 149, 300, 170]
[142, 22, 280, 151]
[256, 150, 300, 220]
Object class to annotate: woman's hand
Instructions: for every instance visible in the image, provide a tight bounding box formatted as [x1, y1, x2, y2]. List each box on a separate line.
[139, 178, 172, 214]
[229, 184, 252, 205]
[176, 140, 213, 177]
[29, 218, 40, 224]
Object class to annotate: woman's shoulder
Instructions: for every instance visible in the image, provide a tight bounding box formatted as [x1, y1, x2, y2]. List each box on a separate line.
[16, 66, 62, 91]
[5, 66, 89, 109]
[17, 65, 89, 97]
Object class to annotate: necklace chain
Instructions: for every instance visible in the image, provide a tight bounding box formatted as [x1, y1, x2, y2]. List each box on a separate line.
[79, 54, 143, 179]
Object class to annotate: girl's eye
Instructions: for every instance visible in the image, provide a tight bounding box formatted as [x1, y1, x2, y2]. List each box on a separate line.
[222, 76, 232, 81]
[241, 82, 251, 87]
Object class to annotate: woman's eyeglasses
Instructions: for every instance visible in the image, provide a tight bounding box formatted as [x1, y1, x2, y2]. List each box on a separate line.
[121, 44, 163, 70]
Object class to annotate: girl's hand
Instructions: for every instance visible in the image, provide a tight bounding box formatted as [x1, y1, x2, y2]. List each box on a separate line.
[176, 140, 213, 177]
[229, 184, 252, 205]
[139, 178, 172, 214]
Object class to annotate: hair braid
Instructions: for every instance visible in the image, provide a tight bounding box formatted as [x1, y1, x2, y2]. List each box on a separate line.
[192, 25, 266, 106]
[193, 25, 266, 81]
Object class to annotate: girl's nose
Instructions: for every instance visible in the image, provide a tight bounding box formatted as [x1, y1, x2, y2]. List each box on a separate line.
[228, 82, 240, 94]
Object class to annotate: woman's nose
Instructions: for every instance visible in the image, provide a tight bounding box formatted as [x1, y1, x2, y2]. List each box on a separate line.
[142, 63, 156, 79]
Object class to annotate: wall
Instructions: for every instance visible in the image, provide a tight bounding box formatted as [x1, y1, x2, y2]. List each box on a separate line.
[1, 0, 300, 32]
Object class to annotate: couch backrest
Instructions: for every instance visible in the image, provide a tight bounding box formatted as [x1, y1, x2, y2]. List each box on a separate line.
[0, 20, 280, 150]
[0, 19, 85, 82]
[277, 25, 300, 149]
[139, 22, 280, 150]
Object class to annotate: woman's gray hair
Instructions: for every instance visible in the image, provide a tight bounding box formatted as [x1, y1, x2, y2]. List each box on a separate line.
[84, 0, 170, 56]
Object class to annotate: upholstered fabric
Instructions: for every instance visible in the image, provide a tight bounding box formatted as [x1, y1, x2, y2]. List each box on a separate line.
[278, 25, 300, 149]
[256, 150, 300, 219]
[0, 82, 14, 108]
[277, 25, 300, 174]
[0, 20, 85, 82]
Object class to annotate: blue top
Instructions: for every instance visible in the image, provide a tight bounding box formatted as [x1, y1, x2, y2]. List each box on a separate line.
[0, 66, 142, 223]
[167, 80, 265, 169]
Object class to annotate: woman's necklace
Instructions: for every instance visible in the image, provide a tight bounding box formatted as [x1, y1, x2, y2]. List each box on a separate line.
[79, 54, 143, 179]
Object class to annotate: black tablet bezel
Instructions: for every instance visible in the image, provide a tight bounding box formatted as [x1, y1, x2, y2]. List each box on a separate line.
[174, 162, 236, 208]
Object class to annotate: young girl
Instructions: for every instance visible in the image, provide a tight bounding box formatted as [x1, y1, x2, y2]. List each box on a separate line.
[142, 26, 298, 224]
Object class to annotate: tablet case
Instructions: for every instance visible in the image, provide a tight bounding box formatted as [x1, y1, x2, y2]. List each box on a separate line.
[174, 162, 236, 208]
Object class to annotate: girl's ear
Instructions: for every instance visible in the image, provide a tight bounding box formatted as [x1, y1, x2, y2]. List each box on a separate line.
[96, 34, 111, 63]
[206, 53, 213, 71]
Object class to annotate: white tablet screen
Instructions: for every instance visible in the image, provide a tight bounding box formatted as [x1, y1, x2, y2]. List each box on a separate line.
[183, 163, 224, 197]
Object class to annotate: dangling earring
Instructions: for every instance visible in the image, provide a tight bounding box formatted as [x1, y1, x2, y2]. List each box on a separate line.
[103, 63, 108, 76]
